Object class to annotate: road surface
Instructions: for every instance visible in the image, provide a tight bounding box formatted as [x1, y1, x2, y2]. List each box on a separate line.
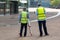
[0, 8, 60, 40]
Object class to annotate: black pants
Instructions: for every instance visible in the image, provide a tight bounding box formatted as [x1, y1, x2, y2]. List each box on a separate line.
[20, 23, 27, 37]
[38, 20, 48, 35]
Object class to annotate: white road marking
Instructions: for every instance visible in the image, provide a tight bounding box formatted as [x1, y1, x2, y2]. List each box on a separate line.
[30, 12, 60, 22]
[46, 12, 60, 20]
[28, 8, 60, 12]
[28, 8, 60, 22]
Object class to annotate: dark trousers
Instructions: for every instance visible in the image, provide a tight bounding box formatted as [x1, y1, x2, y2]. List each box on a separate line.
[38, 20, 48, 35]
[20, 23, 27, 36]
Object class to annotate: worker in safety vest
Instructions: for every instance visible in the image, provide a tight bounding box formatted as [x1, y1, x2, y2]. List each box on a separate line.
[18, 8, 30, 37]
[36, 4, 49, 37]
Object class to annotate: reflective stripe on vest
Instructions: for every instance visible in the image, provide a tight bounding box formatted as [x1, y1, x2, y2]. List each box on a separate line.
[21, 11, 28, 23]
[37, 7, 46, 20]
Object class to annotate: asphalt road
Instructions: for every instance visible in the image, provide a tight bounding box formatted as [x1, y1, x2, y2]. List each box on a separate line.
[0, 12, 60, 40]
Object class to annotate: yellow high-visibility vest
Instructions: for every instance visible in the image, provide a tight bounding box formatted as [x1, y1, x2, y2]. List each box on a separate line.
[21, 11, 28, 23]
[37, 7, 46, 20]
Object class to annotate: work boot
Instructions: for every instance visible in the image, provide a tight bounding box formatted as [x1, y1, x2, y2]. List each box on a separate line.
[24, 35, 26, 37]
[19, 33, 22, 37]
[19, 34, 22, 37]
[45, 34, 49, 36]
[40, 34, 43, 37]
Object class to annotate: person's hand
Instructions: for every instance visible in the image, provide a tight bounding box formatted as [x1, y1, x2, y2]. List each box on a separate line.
[29, 25, 31, 27]
[28, 24, 31, 27]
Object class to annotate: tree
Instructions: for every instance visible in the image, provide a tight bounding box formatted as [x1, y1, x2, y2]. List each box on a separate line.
[50, 0, 60, 8]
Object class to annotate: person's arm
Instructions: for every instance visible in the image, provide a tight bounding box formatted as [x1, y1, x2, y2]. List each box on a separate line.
[43, 7, 46, 14]
[36, 11, 37, 16]
[18, 13, 21, 23]
[27, 12, 31, 27]
[43, 8, 46, 20]
[35, 9, 38, 16]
